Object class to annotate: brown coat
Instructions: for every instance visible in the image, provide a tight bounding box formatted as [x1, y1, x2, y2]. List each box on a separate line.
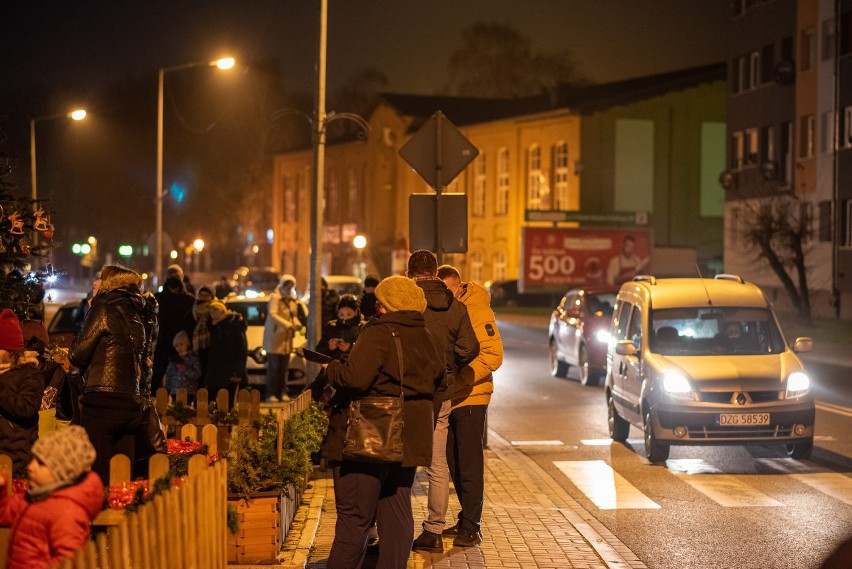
[325, 310, 445, 467]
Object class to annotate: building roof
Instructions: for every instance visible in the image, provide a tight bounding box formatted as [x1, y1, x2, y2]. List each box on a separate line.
[377, 62, 727, 129]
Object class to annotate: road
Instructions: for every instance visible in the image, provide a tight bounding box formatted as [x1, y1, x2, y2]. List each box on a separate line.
[489, 313, 852, 569]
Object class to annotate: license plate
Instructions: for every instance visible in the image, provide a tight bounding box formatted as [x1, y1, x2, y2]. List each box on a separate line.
[718, 413, 770, 426]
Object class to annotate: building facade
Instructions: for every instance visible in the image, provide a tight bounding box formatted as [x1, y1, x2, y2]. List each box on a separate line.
[271, 67, 726, 292]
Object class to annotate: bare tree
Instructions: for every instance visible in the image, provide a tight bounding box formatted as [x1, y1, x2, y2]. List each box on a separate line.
[740, 195, 812, 323]
[444, 22, 586, 98]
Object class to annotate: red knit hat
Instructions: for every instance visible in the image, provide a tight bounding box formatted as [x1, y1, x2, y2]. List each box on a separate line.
[0, 309, 23, 352]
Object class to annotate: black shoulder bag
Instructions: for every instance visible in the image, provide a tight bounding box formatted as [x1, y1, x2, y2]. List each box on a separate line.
[342, 328, 405, 463]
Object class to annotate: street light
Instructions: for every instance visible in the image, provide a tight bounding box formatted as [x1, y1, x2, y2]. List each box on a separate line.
[156, 57, 235, 287]
[30, 109, 87, 201]
[353, 234, 367, 280]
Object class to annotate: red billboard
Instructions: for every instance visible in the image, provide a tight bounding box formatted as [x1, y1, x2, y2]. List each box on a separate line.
[520, 227, 652, 292]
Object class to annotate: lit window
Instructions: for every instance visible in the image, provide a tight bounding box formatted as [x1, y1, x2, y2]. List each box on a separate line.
[527, 145, 548, 210]
[496, 148, 510, 216]
[554, 142, 570, 210]
[473, 154, 486, 217]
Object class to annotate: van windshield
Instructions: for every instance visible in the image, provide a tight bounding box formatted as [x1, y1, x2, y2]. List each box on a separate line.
[649, 307, 786, 356]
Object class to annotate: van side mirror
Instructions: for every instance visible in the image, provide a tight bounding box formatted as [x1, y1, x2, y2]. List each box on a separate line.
[615, 340, 638, 357]
[792, 337, 813, 353]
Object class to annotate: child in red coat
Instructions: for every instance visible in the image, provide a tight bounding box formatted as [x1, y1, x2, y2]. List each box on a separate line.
[0, 425, 104, 569]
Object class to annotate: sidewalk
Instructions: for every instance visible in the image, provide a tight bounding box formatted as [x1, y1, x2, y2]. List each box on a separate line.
[266, 430, 646, 569]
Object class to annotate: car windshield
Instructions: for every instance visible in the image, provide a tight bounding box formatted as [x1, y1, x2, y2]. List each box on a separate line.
[649, 307, 786, 356]
[586, 293, 616, 317]
[227, 301, 268, 326]
[49, 303, 84, 334]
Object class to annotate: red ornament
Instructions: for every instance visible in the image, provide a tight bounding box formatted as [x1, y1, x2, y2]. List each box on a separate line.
[41, 224, 54, 240]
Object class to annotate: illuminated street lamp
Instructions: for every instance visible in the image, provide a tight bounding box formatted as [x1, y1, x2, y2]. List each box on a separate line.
[353, 234, 367, 280]
[156, 57, 235, 287]
[30, 108, 87, 201]
[193, 238, 205, 252]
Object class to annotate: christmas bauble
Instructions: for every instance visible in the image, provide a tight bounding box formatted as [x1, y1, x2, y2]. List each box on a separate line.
[41, 229, 54, 240]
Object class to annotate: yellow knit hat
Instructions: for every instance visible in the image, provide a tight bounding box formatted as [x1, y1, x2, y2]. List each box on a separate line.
[375, 275, 427, 313]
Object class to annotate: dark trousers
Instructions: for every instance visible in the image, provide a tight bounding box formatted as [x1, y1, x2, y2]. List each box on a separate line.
[81, 407, 143, 485]
[327, 461, 416, 569]
[446, 404, 487, 532]
[265, 352, 291, 398]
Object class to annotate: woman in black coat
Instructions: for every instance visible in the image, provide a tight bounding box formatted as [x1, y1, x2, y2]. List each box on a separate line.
[205, 300, 248, 404]
[0, 309, 43, 478]
[323, 275, 445, 569]
[69, 265, 151, 483]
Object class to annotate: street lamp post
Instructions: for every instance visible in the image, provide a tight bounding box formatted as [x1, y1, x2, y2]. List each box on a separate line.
[156, 57, 234, 288]
[30, 109, 87, 201]
[353, 234, 366, 280]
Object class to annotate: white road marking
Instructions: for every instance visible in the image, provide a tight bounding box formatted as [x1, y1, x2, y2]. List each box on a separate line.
[816, 401, 852, 418]
[790, 473, 852, 507]
[666, 459, 722, 475]
[511, 440, 564, 446]
[673, 473, 784, 507]
[754, 458, 823, 475]
[581, 439, 614, 446]
[553, 460, 660, 510]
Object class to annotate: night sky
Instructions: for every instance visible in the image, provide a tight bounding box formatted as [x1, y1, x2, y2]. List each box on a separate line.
[3, 1, 729, 95]
[0, 1, 730, 274]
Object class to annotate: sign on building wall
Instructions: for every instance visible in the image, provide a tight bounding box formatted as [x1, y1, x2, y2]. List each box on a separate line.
[520, 227, 653, 292]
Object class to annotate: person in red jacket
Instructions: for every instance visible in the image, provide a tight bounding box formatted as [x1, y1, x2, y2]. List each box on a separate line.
[0, 425, 103, 569]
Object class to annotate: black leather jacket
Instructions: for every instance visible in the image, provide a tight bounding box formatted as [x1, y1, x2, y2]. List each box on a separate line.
[69, 286, 147, 395]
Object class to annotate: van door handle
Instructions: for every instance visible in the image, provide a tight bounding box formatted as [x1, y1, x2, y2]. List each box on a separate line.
[618, 361, 625, 375]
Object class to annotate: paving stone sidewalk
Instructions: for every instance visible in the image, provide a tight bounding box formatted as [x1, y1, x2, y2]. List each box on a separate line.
[272, 430, 647, 569]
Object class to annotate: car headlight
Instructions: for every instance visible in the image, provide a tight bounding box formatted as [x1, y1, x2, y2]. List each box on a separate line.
[786, 371, 810, 398]
[595, 330, 612, 344]
[250, 347, 267, 364]
[662, 370, 693, 398]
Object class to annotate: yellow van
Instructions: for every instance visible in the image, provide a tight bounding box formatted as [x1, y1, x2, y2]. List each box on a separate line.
[606, 274, 815, 463]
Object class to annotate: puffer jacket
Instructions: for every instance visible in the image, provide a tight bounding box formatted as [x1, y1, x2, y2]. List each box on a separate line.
[69, 273, 147, 396]
[0, 471, 104, 569]
[415, 278, 479, 401]
[451, 281, 503, 409]
[325, 311, 445, 467]
[0, 353, 43, 477]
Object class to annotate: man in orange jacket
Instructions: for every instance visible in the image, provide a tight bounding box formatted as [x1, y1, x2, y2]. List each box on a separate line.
[437, 264, 503, 547]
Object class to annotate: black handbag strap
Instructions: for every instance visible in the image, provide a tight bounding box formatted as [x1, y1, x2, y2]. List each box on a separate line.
[390, 328, 404, 400]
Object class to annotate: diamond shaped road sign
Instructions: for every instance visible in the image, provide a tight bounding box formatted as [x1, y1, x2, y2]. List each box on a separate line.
[399, 111, 479, 189]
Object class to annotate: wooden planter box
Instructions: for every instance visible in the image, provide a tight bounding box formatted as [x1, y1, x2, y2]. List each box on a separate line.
[227, 483, 301, 564]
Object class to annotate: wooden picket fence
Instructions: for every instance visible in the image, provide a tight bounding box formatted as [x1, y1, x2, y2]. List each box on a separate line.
[0, 391, 313, 567]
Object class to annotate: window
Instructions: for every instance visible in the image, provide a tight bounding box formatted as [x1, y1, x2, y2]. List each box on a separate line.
[780, 121, 793, 183]
[553, 142, 570, 210]
[843, 106, 852, 149]
[729, 207, 741, 247]
[761, 44, 774, 83]
[749, 51, 761, 89]
[819, 201, 832, 242]
[613, 301, 631, 341]
[731, 57, 742, 94]
[733, 131, 744, 169]
[800, 115, 815, 159]
[821, 112, 835, 153]
[347, 167, 358, 213]
[492, 251, 506, 282]
[842, 12, 852, 56]
[801, 28, 817, 72]
[845, 200, 852, 246]
[527, 145, 548, 210]
[473, 155, 486, 217]
[469, 251, 483, 282]
[760, 126, 775, 162]
[823, 18, 836, 61]
[283, 174, 296, 223]
[496, 148, 509, 216]
[626, 306, 643, 347]
[326, 170, 339, 221]
[745, 128, 759, 164]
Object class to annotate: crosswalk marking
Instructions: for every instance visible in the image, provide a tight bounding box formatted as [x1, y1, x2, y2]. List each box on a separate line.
[511, 440, 564, 446]
[673, 473, 784, 507]
[790, 473, 852, 507]
[580, 439, 614, 446]
[665, 459, 722, 475]
[553, 460, 661, 510]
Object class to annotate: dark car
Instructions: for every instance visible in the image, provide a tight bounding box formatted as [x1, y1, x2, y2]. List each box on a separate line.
[548, 287, 618, 386]
[48, 299, 87, 348]
[487, 279, 559, 308]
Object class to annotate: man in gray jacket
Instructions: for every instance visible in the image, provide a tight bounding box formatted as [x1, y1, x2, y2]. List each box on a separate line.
[408, 250, 480, 552]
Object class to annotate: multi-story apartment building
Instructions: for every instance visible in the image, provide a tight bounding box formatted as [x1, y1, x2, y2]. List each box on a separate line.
[271, 65, 726, 292]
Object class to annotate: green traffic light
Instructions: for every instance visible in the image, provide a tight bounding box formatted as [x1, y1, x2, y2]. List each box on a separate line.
[118, 245, 133, 257]
[71, 243, 82, 254]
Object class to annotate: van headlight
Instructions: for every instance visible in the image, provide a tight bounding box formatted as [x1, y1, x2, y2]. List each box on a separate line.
[786, 371, 810, 398]
[662, 371, 693, 399]
[595, 330, 612, 344]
